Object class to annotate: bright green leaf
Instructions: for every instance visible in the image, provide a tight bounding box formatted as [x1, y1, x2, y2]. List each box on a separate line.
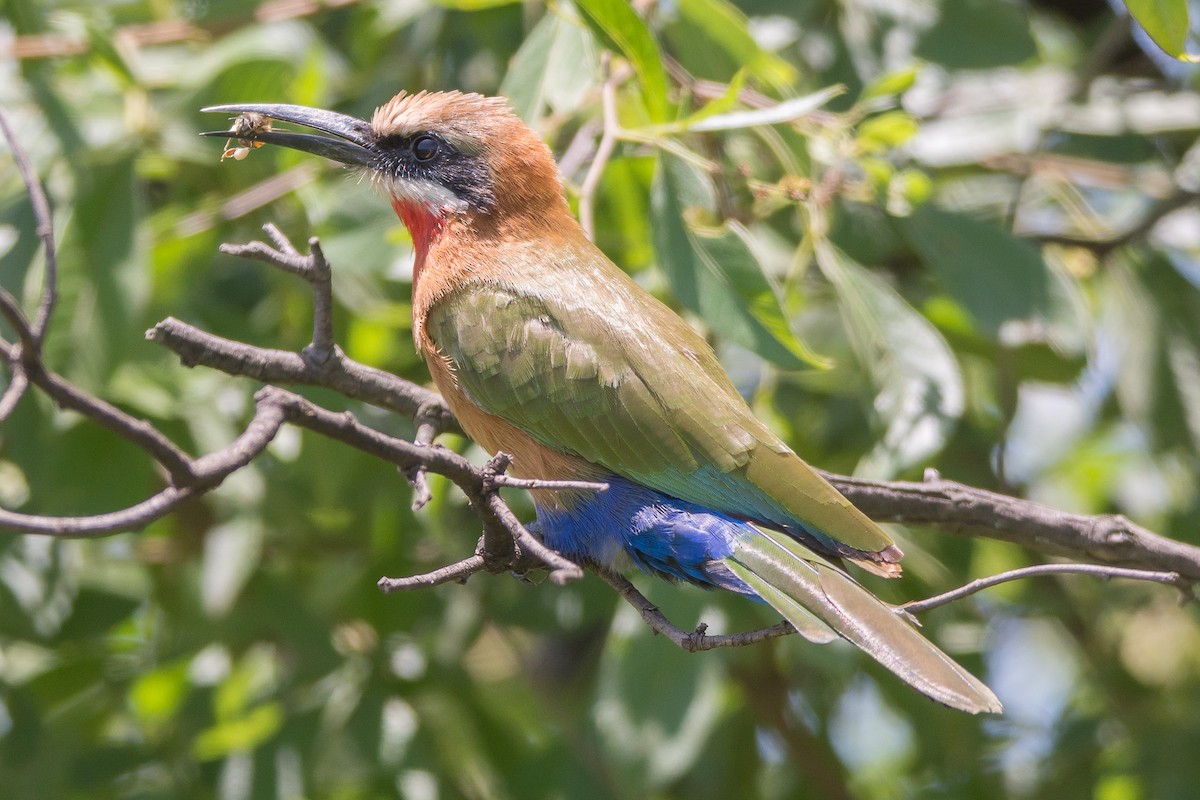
[860, 65, 921, 103]
[1125, 0, 1199, 61]
[575, 0, 671, 121]
[857, 111, 920, 153]
[192, 703, 284, 761]
[130, 662, 191, 729]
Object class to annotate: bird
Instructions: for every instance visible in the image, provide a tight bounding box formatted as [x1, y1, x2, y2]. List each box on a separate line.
[202, 90, 1002, 714]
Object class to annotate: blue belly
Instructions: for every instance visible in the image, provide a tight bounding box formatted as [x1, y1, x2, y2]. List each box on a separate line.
[531, 475, 758, 597]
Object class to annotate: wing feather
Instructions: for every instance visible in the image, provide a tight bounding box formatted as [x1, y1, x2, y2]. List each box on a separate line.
[426, 263, 895, 558]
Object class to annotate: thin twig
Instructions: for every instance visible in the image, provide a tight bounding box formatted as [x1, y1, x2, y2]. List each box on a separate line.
[489, 474, 610, 492]
[148, 316, 459, 434]
[597, 569, 798, 652]
[220, 228, 337, 357]
[0, 288, 197, 483]
[403, 403, 442, 511]
[0, 106, 56, 342]
[305, 237, 335, 354]
[0, 365, 30, 421]
[578, 53, 620, 241]
[378, 554, 486, 593]
[0, 400, 288, 536]
[900, 563, 1193, 615]
[1033, 189, 1200, 255]
[0, 289, 40, 360]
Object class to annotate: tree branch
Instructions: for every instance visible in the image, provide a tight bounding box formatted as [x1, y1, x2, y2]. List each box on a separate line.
[827, 471, 1200, 582]
[147, 315, 458, 434]
[900, 563, 1192, 615]
[597, 569, 797, 651]
[1032, 188, 1200, 255]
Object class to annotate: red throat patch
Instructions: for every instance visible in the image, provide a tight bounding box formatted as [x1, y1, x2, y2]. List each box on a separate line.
[391, 199, 449, 284]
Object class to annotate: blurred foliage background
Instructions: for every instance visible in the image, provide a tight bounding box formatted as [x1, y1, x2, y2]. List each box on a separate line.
[2, 0, 1200, 798]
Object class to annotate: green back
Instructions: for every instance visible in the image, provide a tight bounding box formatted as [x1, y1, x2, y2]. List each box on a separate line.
[425, 241, 895, 556]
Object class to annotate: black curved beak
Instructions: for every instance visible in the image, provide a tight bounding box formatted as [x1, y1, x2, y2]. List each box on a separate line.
[201, 103, 374, 167]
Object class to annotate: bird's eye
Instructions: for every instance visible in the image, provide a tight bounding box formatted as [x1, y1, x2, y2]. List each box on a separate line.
[412, 135, 439, 162]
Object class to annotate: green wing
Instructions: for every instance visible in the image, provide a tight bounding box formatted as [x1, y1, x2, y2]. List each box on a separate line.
[426, 264, 894, 557]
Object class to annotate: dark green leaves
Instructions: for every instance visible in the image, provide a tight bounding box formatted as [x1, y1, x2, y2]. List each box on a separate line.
[816, 243, 964, 477]
[896, 205, 1051, 339]
[651, 154, 827, 369]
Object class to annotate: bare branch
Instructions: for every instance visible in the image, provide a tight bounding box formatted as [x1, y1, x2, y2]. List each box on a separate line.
[598, 569, 798, 651]
[489, 474, 610, 493]
[148, 316, 458, 433]
[378, 554, 486, 593]
[900, 563, 1193, 615]
[219, 226, 336, 355]
[578, 53, 621, 241]
[0, 288, 40, 360]
[0, 399, 288, 536]
[0, 365, 30, 421]
[26, 356, 198, 485]
[826, 473, 1200, 582]
[402, 409, 440, 511]
[1032, 189, 1200, 255]
[599, 557, 1195, 655]
[0, 486, 201, 537]
[0, 106, 56, 342]
[0, 287, 196, 483]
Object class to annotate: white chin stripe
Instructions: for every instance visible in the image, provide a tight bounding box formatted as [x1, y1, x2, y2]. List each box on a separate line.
[372, 172, 469, 214]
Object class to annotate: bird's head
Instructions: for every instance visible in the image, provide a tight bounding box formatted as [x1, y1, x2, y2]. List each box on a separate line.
[203, 91, 568, 248]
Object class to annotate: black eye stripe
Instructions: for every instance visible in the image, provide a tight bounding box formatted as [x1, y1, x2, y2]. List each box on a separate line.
[370, 131, 496, 214]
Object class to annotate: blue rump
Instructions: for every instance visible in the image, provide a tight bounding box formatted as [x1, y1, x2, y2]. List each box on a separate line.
[530, 475, 758, 597]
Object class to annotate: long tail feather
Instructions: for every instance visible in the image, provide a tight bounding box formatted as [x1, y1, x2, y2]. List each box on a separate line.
[727, 528, 1002, 714]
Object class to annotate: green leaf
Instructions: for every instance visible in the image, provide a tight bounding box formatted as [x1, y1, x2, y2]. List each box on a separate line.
[815, 242, 964, 477]
[860, 65, 921, 103]
[129, 662, 191, 730]
[575, 0, 671, 121]
[652, 154, 828, 369]
[674, 0, 797, 89]
[201, 517, 264, 617]
[502, 5, 598, 121]
[1125, 0, 1199, 61]
[857, 111, 920, 153]
[192, 703, 284, 761]
[916, 0, 1038, 69]
[685, 85, 843, 133]
[895, 205, 1051, 339]
[593, 598, 729, 791]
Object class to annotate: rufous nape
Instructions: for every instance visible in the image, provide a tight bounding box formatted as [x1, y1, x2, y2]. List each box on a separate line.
[202, 91, 1001, 714]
